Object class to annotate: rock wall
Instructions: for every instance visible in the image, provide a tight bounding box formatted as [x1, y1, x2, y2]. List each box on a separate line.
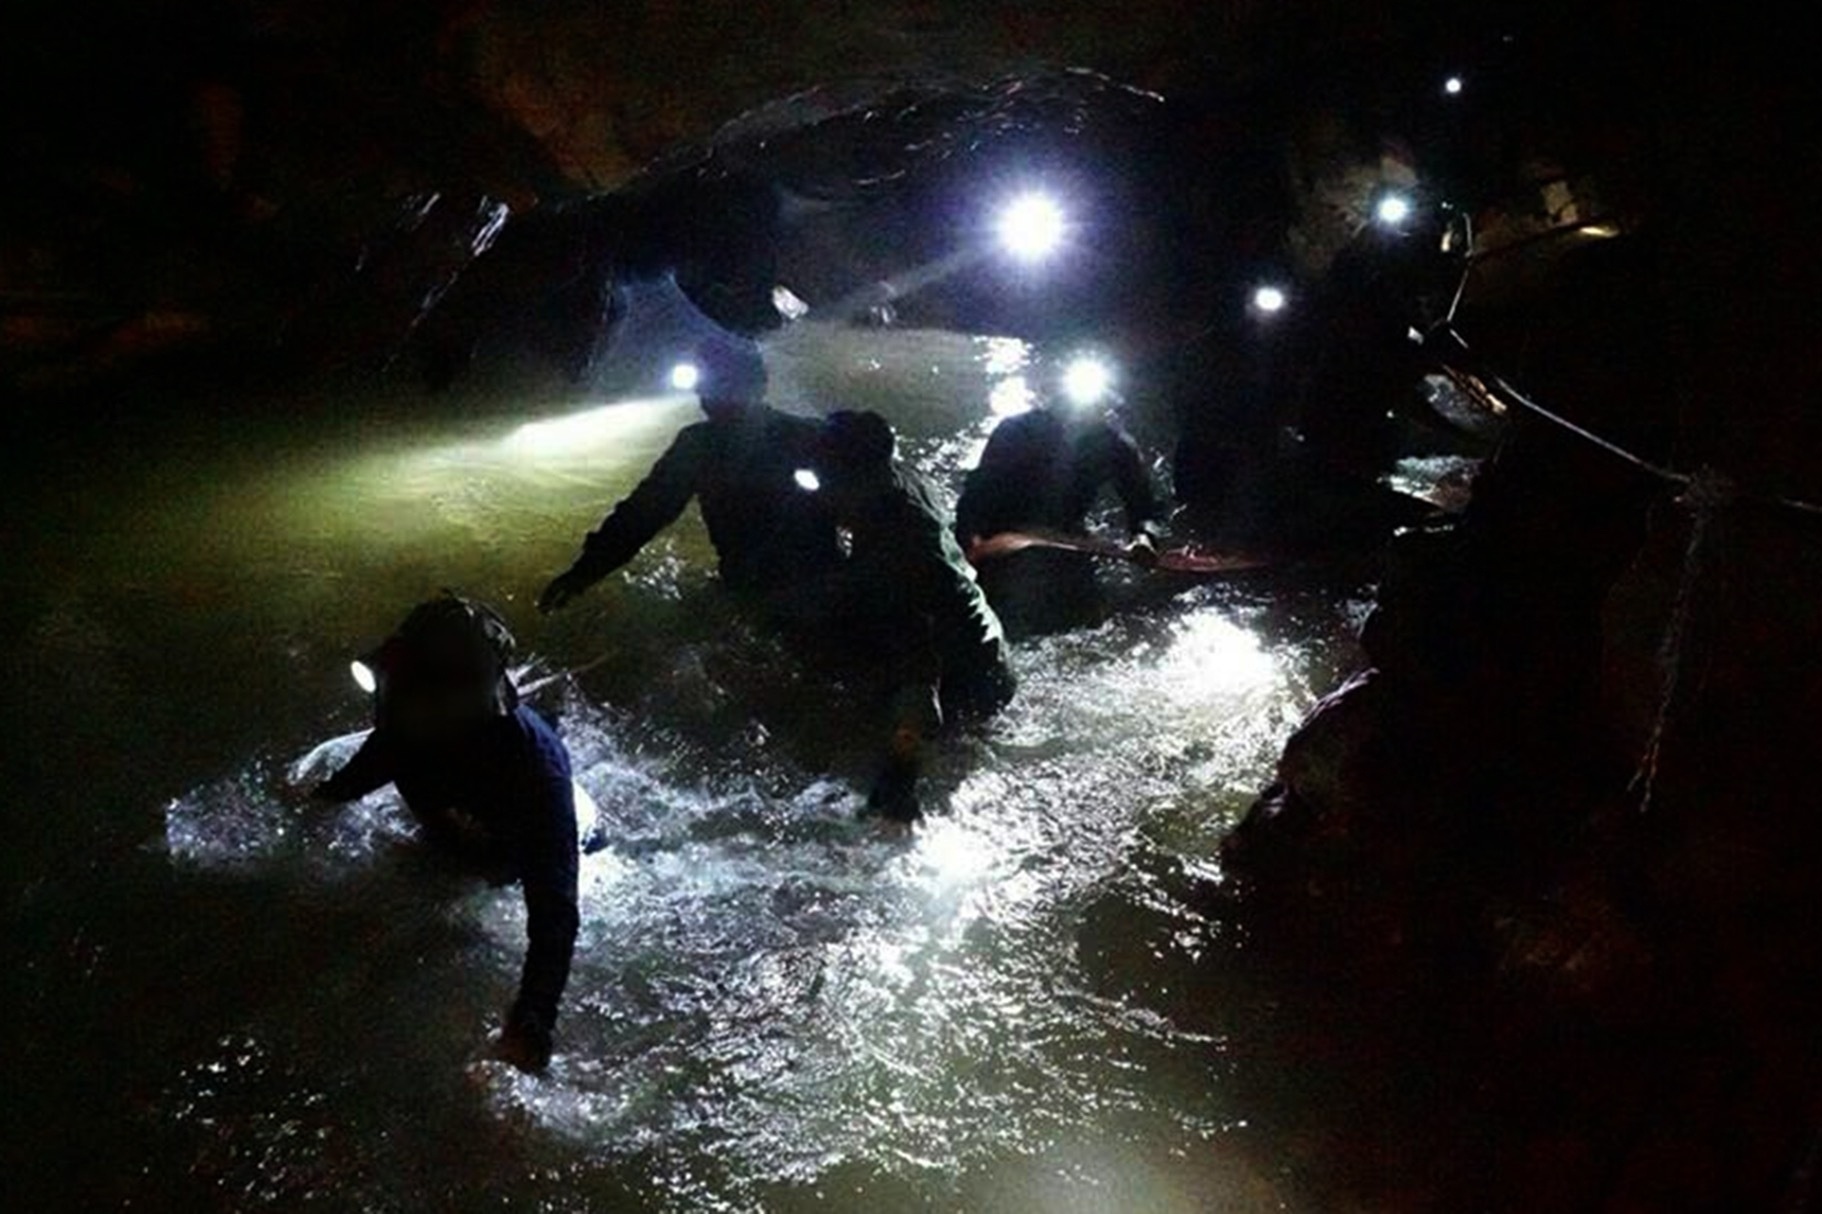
[1218, 19, 1822, 1210]
[2, 0, 1578, 390]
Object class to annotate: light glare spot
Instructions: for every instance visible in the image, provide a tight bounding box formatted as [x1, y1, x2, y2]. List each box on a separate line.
[771, 285, 809, 321]
[1159, 613, 1279, 702]
[988, 374, 1036, 417]
[793, 468, 821, 492]
[1444, 76, 1464, 95]
[668, 361, 701, 392]
[350, 660, 377, 694]
[1376, 194, 1413, 226]
[912, 819, 995, 889]
[975, 335, 1033, 377]
[996, 192, 1066, 262]
[1061, 356, 1113, 407]
[1252, 285, 1287, 314]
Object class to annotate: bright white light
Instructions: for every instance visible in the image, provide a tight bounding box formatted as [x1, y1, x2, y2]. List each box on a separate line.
[975, 335, 1032, 377]
[988, 374, 1036, 417]
[1444, 76, 1464, 95]
[911, 818, 995, 889]
[793, 468, 821, 492]
[1376, 194, 1413, 226]
[1252, 285, 1287, 314]
[572, 780, 600, 841]
[1159, 613, 1279, 702]
[996, 192, 1066, 262]
[1061, 356, 1113, 407]
[771, 284, 809, 321]
[668, 361, 701, 392]
[350, 660, 377, 694]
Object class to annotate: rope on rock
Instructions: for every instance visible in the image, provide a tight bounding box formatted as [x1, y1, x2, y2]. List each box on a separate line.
[1431, 325, 1822, 810]
[1436, 325, 1822, 518]
[1628, 467, 1733, 812]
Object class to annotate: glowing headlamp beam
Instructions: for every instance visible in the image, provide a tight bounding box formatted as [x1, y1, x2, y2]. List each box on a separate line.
[668, 361, 701, 392]
[350, 659, 377, 694]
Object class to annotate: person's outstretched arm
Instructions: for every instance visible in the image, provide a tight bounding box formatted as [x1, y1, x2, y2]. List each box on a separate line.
[540, 424, 708, 611]
[1100, 422, 1166, 542]
[495, 716, 580, 1071]
[311, 728, 396, 803]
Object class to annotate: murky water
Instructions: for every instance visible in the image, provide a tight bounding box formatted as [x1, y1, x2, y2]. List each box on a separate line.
[4, 321, 1370, 1210]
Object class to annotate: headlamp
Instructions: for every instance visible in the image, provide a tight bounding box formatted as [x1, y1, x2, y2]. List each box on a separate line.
[1061, 356, 1113, 407]
[1375, 193, 1413, 226]
[1252, 285, 1288, 314]
[996, 192, 1066, 262]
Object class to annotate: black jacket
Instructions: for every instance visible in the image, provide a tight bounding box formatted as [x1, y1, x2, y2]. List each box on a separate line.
[955, 409, 1163, 544]
[841, 464, 1014, 726]
[317, 705, 579, 1037]
[570, 405, 843, 593]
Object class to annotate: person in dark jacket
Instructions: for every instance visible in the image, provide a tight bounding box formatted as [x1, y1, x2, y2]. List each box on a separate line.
[954, 383, 1166, 635]
[537, 338, 842, 622]
[811, 410, 1016, 822]
[313, 595, 590, 1073]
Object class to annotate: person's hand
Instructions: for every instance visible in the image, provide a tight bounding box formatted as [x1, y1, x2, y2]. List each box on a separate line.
[866, 753, 922, 824]
[538, 570, 588, 614]
[493, 1011, 553, 1073]
[1125, 532, 1160, 567]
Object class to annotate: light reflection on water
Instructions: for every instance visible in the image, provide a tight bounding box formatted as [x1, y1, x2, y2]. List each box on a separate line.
[162, 590, 1331, 1209]
[33, 323, 1362, 1210]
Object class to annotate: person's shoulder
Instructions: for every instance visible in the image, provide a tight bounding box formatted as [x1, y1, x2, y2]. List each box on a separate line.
[500, 706, 573, 766]
[673, 417, 715, 445]
[508, 703, 559, 739]
[887, 465, 949, 521]
[1075, 413, 1132, 449]
[993, 409, 1052, 440]
[755, 403, 822, 436]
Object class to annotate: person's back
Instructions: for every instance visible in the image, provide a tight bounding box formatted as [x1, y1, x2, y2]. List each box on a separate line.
[954, 405, 1163, 635]
[540, 339, 842, 614]
[685, 404, 841, 593]
[313, 595, 584, 1072]
[847, 459, 1010, 708]
[813, 410, 1014, 821]
[957, 407, 1162, 541]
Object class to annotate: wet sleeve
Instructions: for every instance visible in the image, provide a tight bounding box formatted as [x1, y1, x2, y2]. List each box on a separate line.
[314, 729, 396, 802]
[1100, 423, 1166, 538]
[953, 465, 988, 546]
[954, 420, 1026, 544]
[568, 425, 707, 583]
[504, 725, 580, 1035]
[887, 612, 944, 740]
[885, 523, 952, 739]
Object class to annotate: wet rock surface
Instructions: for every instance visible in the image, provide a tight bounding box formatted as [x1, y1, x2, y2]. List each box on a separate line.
[1217, 34, 1822, 1208]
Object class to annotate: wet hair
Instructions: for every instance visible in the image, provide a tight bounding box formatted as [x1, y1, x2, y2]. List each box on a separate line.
[815, 409, 896, 470]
